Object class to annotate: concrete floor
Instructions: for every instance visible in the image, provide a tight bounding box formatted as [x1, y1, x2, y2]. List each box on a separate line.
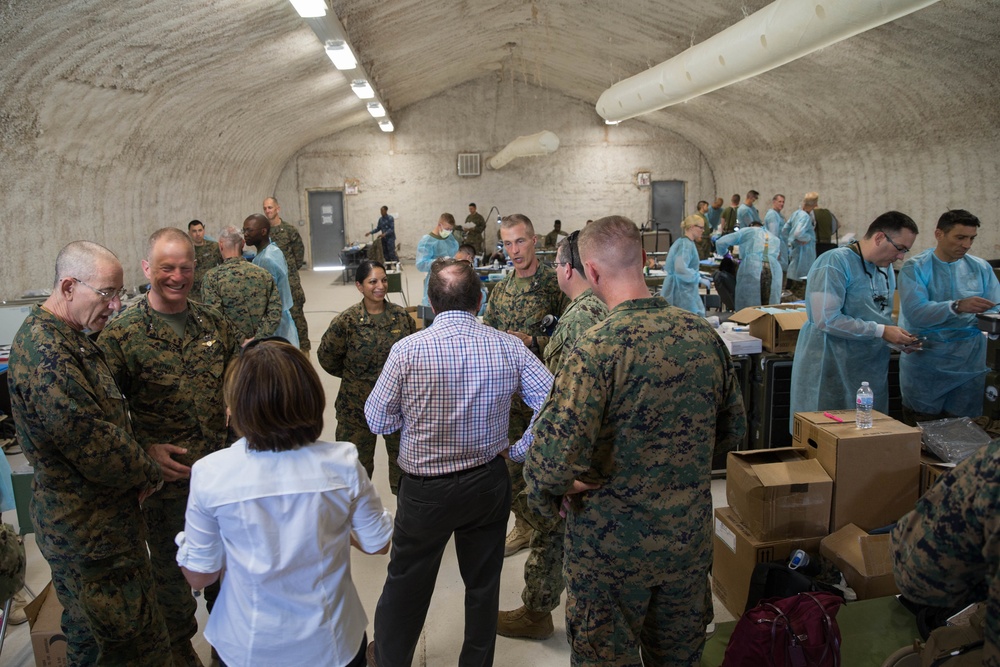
[1, 261, 734, 666]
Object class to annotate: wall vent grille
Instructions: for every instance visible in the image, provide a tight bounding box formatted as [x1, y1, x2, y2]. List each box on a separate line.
[457, 153, 481, 177]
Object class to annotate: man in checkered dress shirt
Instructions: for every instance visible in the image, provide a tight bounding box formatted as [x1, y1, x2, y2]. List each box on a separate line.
[365, 258, 552, 667]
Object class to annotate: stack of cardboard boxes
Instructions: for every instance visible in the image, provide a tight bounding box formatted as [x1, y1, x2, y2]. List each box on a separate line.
[713, 409, 923, 618]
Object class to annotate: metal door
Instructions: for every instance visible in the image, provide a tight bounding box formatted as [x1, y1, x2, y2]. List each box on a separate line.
[308, 190, 346, 270]
[650, 180, 686, 242]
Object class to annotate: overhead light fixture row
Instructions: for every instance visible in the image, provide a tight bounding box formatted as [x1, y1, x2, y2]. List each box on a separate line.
[378, 120, 394, 133]
[366, 103, 386, 118]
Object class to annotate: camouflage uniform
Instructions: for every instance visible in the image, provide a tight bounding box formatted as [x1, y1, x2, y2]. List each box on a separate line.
[464, 212, 487, 255]
[317, 300, 415, 495]
[201, 256, 283, 342]
[524, 297, 746, 667]
[892, 438, 1000, 666]
[519, 289, 609, 615]
[99, 296, 237, 667]
[8, 306, 171, 666]
[191, 242, 222, 301]
[483, 262, 568, 516]
[269, 222, 309, 351]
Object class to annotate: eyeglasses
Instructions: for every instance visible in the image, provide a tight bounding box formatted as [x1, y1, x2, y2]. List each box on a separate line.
[884, 234, 910, 254]
[73, 279, 127, 302]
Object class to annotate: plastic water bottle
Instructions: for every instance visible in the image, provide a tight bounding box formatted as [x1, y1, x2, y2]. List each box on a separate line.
[855, 382, 873, 429]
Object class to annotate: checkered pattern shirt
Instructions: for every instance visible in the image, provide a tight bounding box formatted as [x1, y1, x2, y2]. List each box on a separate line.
[364, 310, 552, 475]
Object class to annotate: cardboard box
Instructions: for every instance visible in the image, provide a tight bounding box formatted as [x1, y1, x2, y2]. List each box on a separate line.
[792, 408, 892, 434]
[919, 451, 954, 497]
[711, 507, 825, 618]
[718, 330, 763, 356]
[726, 448, 833, 540]
[820, 524, 899, 599]
[793, 411, 921, 532]
[405, 306, 423, 331]
[25, 581, 68, 667]
[728, 305, 807, 353]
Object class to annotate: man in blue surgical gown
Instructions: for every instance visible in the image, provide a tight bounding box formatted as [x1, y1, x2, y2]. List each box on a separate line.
[898, 209, 1000, 422]
[783, 192, 819, 297]
[788, 211, 920, 431]
[716, 220, 783, 310]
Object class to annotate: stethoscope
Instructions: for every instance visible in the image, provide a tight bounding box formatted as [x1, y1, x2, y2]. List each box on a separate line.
[850, 241, 889, 312]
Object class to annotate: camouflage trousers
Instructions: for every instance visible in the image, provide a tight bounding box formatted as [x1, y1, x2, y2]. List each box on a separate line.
[564, 561, 710, 667]
[337, 419, 402, 496]
[290, 280, 309, 351]
[507, 399, 533, 522]
[143, 493, 212, 667]
[519, 503, 566, 613]
[49, 550, 173, 667]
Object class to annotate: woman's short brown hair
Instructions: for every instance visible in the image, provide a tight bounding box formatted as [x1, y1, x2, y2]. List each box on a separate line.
[225, 339, 325, 452]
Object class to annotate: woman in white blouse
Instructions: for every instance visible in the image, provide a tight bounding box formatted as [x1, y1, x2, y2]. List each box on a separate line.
[176, 338, 393, 667]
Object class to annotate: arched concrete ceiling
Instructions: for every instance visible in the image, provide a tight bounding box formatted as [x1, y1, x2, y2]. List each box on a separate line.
[1, 0, 998, 292]
[3, 0, 995, 185]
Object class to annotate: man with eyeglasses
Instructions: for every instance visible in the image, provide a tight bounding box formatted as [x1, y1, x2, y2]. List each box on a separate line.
[898, 209, 1000, 423]
[524, 216, 746, 665]
[497, 231, 609, 640]
[100, 228, 238, 666]
[788, 211, 920, 431]
[8, 241, 173, 665]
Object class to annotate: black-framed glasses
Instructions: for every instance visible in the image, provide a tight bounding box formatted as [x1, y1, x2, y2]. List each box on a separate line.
[73, 278, 127, 302]
[884, 234, 910, 254]
[565, 230, 582, 272]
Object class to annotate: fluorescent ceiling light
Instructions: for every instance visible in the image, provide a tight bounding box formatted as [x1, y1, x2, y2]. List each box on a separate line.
[289, 0, 326, 18]
[378, 120, 394, 132]
[325, 40, 357, 70]
[605, 120, 620, 125]
[351, 80, 375, 99]
[366, 103, 386, 118]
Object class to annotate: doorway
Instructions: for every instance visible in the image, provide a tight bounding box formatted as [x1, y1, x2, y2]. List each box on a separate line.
[650, 180, 686, 246]
[308, 190, 346, 269]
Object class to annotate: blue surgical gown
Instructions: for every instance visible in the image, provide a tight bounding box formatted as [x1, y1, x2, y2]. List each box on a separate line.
[898, 249, 1000, 416]
[764, 209, 789, 271]
[737, 204, 761, 228]
[706, 206, 723, 232]
[716, 227, 783, 310]
[783, 209, 817, 280]
[788, 247, 895, 431]
[253, 244, 300, 348]
[416, 233, 460, 306]
[660, 237, 705, 316]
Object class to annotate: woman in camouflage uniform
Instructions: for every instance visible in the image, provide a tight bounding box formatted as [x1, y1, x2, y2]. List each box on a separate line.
[318, 260, 416, 494]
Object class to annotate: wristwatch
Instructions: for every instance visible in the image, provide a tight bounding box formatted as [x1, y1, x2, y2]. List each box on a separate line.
[951, 299, 961, 314]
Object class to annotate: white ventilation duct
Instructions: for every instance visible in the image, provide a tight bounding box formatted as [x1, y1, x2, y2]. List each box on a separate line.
[488, 131, 560, 170]
[596, 0, 942, 122]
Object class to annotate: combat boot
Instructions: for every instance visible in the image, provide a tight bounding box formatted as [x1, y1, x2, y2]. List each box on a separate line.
[496, 605, 554, 640]
[504, 517, 531, 557]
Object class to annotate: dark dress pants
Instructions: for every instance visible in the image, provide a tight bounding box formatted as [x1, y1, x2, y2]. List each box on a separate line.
[373, 456, 511, 667]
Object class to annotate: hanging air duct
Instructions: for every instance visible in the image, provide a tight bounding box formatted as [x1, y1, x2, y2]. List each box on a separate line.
[596, 0, 941, 122]
[488, 131, 560, 170]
